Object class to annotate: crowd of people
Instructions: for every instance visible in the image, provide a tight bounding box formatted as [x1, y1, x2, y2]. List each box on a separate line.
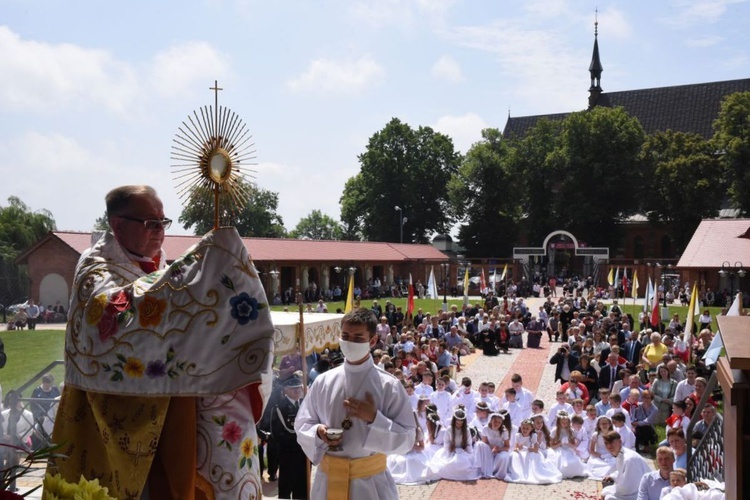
[260, 287, 726, 499]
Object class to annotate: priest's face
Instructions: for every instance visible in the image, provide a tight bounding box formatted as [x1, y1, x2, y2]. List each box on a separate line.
[111, 194, 166, 258]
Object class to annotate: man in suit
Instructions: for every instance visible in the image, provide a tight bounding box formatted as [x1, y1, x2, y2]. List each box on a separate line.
[599, 352, 623, 391]
[598, 333, 621, 368]
[413, 308, 426, 329]
[622, 330, 642, 371]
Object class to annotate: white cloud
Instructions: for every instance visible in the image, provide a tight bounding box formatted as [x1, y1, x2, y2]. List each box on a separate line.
[662, 0, 748, 28]
[0, 131, 137, 231]
[432, 112, 489, 153]
[256, 161, 344, 228]
[523, 0, 574, 19]
[430, 55, 464, 83]
[684, 35, 724, 47]
[0, 26, 139, 115]
[349, 0, 458, 29]
[286, 56, 385, 95]
[0, 26, 233, 118]
[150, 42, 232, 98]
[597, 7, 632, 39]
[445, 22, 587, 114]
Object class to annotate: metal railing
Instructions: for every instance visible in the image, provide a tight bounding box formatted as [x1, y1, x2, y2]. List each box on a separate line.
[686, 370, 724, 483]
[9, 360, 65, 451]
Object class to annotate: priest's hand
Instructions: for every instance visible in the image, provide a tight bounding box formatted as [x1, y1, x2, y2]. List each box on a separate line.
[344, 392, 377, 424]
[316, 425, 343, 446]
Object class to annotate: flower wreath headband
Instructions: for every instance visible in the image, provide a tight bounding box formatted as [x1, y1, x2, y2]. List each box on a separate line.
[556, 410, 570, 419]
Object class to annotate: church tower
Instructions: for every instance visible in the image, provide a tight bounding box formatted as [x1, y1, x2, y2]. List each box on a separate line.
[588, 15, 603, 110]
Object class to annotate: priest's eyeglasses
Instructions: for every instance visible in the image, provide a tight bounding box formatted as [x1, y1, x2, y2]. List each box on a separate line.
[120, 216, 172, 230]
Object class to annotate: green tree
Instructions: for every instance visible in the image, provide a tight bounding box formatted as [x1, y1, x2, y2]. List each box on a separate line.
[0, 197, 56, 305]
[289, 210, 343, 240]
[339, 175, 367, 241]
[544, 106, 646, 246]
[507, 118, 563, 244]
[93, 211, 109, 231]
[179, 183, 286, 238]
[448, 128, 522, 256]
[641, 131, 725, 252]
[340, 118, 461, 243]
[713, 91, 750, 213]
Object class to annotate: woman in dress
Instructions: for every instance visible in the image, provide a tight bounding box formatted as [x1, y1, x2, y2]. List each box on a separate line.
[585, 416, 616, 480]
[548, 411, 587, 478]
[469, 401, 490, 432]
[415, 396, 430, 434]
[477, 412, 512, 479]
[506, 419, 562, 484]
[651, 365, 677, 424]
[429, 407, 482, 481]
[387, 412, 438, 485]
[641, 332, 669, 374]
[423, 411, 445, 460]
[530, 414, 552, 458]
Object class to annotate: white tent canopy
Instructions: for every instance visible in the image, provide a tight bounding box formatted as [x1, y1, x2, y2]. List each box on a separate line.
[271, 311, 343, 356]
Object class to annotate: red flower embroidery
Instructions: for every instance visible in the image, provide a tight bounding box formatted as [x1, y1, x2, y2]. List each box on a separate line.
[221, 421, 243, 444]
[108, 289, 131, 313]
[98, 312, 119, 342]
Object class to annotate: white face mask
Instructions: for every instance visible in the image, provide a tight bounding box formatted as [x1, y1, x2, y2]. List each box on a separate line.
[339, 339, 371, 361]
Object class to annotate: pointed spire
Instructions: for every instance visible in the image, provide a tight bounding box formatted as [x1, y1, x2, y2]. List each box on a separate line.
[589, 9, 603, 91]
[588, 9, 604, 109]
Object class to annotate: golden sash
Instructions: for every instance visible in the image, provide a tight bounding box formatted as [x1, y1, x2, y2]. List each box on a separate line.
[320, 453, 387, 500]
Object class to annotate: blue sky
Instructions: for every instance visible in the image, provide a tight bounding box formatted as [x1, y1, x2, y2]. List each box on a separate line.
[1, 0, 748, 235]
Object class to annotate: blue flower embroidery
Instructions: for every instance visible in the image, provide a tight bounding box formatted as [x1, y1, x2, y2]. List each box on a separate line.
[230, 293, 259, 325]
[146, 359, 167, 378]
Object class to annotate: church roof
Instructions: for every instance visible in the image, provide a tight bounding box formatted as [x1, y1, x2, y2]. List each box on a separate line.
[677, 219, 750, 269]
[503, 78, 750, 139]
[17, 231, 448, 264]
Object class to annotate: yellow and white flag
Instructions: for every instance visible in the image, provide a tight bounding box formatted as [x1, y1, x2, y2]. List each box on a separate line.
[631, 271, 639, 299]
[684, 283, 698, 339]
[607, 267, 614, 286]
[344, 272, 355, 313]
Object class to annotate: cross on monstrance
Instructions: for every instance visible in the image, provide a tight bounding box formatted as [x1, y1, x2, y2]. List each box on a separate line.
[170, 80, 257, 230]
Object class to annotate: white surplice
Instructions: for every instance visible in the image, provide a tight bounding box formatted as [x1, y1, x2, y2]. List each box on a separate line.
[601, 447, 651, 500]
[295, 356, 416, 499]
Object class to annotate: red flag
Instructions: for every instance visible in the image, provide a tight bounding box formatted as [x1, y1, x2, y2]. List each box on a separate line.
[622, 272, 628, 296]
[407, 274, 415, 316]
[650, 286, 661, 327]
[480, 268, 487, 293]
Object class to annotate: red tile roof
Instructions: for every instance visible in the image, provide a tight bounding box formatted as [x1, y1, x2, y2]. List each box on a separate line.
[677, 219, 750, 268]
[49, 231, 448, 263]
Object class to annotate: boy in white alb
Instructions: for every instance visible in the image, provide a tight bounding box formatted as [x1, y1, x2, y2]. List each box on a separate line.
[501, 388, 523, 428]
[547, 391, 574, 429]
[610, 412, 635, 450]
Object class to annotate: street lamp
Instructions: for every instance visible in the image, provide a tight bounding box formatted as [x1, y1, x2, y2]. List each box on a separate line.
[440, 262, 450, 311]
[394, 206, 407, 244]
[719, 261, 745, 300]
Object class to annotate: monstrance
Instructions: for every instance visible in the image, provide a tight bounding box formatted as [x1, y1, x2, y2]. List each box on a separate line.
[170, 80, 257, 229]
